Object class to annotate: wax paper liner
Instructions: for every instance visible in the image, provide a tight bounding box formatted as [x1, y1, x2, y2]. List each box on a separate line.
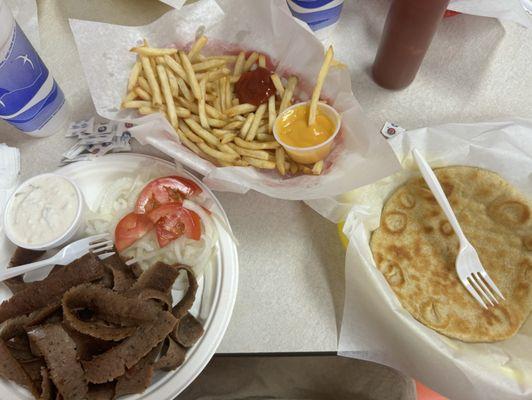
[338, 119, 532, 400]
[449, 0, 532, 29]
[68, 0, 400, 201]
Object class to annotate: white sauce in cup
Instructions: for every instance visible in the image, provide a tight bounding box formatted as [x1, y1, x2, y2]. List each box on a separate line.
[5, 174, 80, 247]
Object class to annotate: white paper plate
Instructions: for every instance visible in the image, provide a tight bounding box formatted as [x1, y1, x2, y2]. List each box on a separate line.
[0, 153, 239, 400]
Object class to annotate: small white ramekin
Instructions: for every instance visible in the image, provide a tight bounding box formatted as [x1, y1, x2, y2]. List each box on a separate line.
[3, 173, 85, 251]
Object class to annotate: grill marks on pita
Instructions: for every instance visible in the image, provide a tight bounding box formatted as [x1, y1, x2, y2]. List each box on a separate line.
[370, 166, 532, 342]
[0, 250, 202, 399]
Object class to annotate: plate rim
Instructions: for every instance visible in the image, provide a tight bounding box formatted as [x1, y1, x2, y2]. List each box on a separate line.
[0, 153, 239, 400]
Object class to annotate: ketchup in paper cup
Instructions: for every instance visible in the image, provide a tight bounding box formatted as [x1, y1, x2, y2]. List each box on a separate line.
[273, 101, 341, 164]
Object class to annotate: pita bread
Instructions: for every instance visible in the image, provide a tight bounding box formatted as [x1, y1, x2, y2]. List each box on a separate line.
[370, 166, 532, 342]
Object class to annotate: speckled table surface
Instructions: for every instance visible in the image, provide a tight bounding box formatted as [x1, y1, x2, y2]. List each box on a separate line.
[2, 0, 531, 353]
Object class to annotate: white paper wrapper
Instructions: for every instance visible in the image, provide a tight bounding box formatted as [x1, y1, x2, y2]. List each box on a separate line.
[339, 119, 532, 400]
[69, 0, 400, 201]
[449, 0, 532, 29]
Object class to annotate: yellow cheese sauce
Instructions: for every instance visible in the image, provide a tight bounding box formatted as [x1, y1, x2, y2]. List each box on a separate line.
[275, 104, 335, 148]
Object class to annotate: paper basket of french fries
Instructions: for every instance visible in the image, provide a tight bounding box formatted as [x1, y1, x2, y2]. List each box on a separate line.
[70, 0, 400, 201]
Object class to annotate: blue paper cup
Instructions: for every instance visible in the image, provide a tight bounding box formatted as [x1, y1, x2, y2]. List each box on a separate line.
[287, 0, 344, 35]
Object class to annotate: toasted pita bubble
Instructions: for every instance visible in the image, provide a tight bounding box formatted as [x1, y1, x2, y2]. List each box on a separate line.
[308, 46, 334, 126]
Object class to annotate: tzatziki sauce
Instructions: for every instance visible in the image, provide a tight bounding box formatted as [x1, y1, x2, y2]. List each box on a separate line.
[6, 175, 80, 246]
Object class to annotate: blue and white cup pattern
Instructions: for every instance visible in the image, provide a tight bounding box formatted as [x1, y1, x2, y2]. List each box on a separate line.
[287, 0, 344, 32]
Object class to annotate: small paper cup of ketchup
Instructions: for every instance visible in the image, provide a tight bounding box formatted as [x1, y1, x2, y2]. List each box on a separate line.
[273, 101, 341, 165]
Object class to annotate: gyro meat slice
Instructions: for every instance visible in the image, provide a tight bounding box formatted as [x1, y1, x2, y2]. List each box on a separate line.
[27, 324, 88, 400]
[0, 253, 105, 324]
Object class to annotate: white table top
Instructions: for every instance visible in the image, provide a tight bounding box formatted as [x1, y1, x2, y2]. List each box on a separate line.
[1, 0, 531, 353]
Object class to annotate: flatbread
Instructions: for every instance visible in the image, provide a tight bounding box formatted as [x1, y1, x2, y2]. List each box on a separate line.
[370, 166, 532, 342]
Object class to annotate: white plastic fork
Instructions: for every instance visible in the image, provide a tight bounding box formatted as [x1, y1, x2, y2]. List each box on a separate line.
[0, 233, 115, 282]
[412, 149, 505, 309]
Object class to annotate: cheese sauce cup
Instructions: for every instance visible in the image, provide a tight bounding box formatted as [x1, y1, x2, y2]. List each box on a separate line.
[273, 101, 341, 165]
[3, 173, 85, 251]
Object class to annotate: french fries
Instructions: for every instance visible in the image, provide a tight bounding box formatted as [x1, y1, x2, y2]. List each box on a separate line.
[127, 60, 142, 91]
[308, 46, 333, 125]
[188, 35, 208, 62]
[121, 37, 336, 175]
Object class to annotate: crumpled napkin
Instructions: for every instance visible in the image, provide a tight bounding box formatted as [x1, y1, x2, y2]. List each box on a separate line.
[0, 144, 20, 230]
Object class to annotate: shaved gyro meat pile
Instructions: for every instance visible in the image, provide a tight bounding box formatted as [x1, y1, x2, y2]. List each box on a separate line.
[0, 249, 203, 400]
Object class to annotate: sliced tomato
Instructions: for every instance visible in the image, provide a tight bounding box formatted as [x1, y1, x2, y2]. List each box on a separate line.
[147, 204, 202, 247]
[135, 176, 202, 214]
[115, 212, 154, 252]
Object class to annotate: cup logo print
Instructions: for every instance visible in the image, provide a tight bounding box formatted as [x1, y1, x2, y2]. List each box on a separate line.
[0, 24, 65, 133]
[287, 0, 344, 32]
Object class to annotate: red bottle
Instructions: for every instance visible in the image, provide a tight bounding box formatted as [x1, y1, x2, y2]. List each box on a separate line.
[372, 0, 451, 90]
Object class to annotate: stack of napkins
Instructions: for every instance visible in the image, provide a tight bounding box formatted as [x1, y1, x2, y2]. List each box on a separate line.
[0, 144, 20, 230]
